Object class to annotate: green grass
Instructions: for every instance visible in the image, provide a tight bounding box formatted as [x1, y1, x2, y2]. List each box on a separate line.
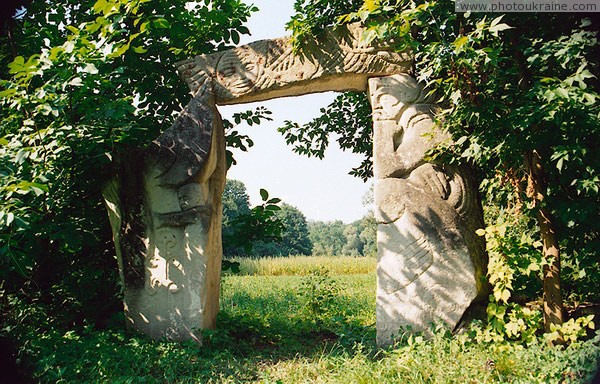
[6, 256, 600, 383]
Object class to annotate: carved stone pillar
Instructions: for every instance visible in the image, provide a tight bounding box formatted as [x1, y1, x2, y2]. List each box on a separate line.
[369, 74, 487, 346]
[103, 88, 226, 342]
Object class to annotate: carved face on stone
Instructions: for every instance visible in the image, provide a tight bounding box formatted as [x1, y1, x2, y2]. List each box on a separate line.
[215, 46, 263, 96]
[377, 93, 403, 120]
[372, 76, 422, 121]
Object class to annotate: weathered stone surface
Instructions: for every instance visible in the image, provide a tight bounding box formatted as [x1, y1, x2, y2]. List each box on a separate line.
[103, 24, 489, 347]
[369, 74, 487, 346]
[147, 94, 214, 187]
[103, 87, 226, 342]
[176, 23, 412, 104]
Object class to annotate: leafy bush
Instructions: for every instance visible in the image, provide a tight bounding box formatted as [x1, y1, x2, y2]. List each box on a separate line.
[0, 0, 257, 327]
[477, 210, 596, 345]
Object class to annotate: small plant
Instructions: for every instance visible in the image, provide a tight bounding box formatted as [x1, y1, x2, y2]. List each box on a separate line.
[476, 302, 542, 345]
[298, 268, 340, 326]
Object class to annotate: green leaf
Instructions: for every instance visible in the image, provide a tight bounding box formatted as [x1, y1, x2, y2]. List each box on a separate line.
[6, 212, 14, 226]
[450, 89, 461, 104]
[505, 321, 520, 336]
[364, 0, 380, 12]
[81, 63, 99, 74]
[109, 43, 130, 58]
[555, 88, 569, 99]
[93, 0, 108, 14]
[231, 30, 240, 45]
[151, 18, 170, 29]
[582, 93, 596, 104]
[16, 181, 48, 196]
[15, 149, 29, 164]
[360, 29, 377, 45]
[0, 88, 17, 98]
[49, 46, 65, 61]
[8, 56, 25, 74]
[101, 0, 119, 16]
[132, 46, 148, 54]
[66, 25, 80, 35]
[453, 36, 469, 49]
[69, 77, 83, 86]
[490, 15, 504, 28]
[489, 15, 512, 35]
[489, 23, 512, 34]
[85, 19, 103, 34]
[259, 189, 269, 201]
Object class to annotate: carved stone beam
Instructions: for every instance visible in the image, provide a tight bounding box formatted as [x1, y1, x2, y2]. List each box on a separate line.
[176, 23, 413, 105]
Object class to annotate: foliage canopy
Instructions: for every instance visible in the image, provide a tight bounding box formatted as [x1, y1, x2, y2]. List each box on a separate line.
[0, 0, 258, 323]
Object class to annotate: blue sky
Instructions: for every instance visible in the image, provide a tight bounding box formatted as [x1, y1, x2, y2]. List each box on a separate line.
[219, 0, 371, 223]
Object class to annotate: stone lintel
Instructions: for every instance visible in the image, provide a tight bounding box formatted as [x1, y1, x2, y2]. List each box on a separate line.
[176, 23, 413, 105]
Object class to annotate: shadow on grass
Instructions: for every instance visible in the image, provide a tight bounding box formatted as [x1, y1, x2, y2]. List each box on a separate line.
[194, 310, 376, 381]
[15, 290, 376, 382]
[11, 292, 600, 383]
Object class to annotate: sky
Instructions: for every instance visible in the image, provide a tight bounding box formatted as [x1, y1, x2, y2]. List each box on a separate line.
[218, 0, 372, 224]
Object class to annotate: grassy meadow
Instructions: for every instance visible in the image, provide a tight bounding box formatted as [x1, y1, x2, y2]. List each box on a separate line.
[9, 256, 599, 383]
[227, 255, 376, 276]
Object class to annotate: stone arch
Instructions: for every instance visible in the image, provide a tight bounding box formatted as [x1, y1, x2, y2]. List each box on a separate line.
[102, 23, 487, 347]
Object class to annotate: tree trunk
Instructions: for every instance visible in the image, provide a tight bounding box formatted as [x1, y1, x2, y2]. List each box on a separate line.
[526, 150, 564, 342]
[538, 206, 563, 333]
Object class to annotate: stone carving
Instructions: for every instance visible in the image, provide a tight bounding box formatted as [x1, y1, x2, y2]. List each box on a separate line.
[103, 86, 226, 342]
[176, 23, 412, 104]
[369, 74, 487, 346]
[103, 24, 488, 347]
[145, 227, 183, 296]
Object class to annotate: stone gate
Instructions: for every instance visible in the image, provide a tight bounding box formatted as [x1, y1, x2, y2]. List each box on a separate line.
[102, 23, 487, 346]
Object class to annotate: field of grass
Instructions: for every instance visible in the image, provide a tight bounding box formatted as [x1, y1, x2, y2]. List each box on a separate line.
[8, 256, 600, 383]
[227, 255, 376, 276]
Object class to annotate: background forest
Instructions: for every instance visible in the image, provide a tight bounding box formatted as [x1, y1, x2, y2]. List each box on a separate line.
[0, 0, 598, 382]
[222, 179, 377, 258]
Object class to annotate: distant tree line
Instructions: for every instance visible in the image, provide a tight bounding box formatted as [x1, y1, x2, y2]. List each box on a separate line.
[308, 216, 376, 257]
[222, 179, 376, 258]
